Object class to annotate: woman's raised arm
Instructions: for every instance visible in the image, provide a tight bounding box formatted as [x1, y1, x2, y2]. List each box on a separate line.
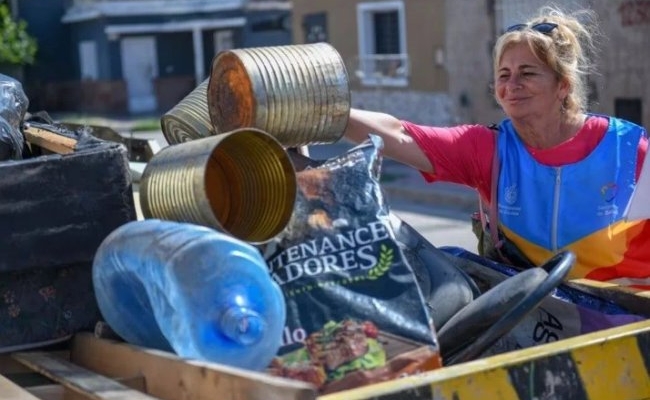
[342, 108, 434, 174]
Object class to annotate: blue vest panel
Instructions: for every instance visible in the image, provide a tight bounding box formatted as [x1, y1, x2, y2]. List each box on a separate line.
[497, 117, 641, 250]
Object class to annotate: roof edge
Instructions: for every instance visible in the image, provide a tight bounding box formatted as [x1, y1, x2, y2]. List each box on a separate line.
[62, 0, 246, 23]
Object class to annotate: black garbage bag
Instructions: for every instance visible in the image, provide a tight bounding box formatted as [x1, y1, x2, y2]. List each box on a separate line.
[0, 119, 137, 352]
[0, 73, 28, 161]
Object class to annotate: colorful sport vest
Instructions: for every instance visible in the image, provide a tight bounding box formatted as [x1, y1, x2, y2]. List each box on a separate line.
[496, 117, 650, 284]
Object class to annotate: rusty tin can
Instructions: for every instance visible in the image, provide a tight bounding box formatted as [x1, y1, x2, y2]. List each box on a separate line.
[207, 43, 350, 147]
[160, 79, 214, 145]
[139, 128, 297, 243]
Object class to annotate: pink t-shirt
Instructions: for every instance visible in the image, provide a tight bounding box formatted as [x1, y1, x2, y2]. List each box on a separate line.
[403, 116, 648, 204]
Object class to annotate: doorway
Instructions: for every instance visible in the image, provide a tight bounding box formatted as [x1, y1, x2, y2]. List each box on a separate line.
[121, 36, 158, 114]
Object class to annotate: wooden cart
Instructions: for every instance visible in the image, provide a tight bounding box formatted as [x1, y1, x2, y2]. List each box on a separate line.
[2, 279, 649, 400]
[3, 125, 649, 400]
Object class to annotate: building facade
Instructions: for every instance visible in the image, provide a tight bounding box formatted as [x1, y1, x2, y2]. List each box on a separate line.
[16, 0, 292, 115]
[291, 0, 454, 126]
[292, 0, 648, 128]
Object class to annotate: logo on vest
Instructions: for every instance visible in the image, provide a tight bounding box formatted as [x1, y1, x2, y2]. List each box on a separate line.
[600, 182, 618, 203]
[504, 184, 518, 205]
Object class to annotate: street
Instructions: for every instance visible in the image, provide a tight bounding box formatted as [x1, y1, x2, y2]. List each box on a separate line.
[388, 197, 477, 251]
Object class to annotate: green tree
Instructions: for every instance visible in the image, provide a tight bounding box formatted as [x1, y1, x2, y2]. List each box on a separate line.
[0, 3, 37, 65]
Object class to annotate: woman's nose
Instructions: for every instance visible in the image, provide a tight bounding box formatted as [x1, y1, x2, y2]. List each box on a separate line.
[507, 75, 523, 90]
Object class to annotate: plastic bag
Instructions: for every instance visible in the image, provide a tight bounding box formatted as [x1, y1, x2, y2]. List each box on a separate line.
[0, 73, 29, 161]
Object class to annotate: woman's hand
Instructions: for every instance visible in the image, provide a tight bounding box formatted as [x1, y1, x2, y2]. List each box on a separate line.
[343, 108, 434, 174]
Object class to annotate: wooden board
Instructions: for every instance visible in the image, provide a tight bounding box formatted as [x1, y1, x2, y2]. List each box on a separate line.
[0, 374, 41, 400]
[23, 125, 77, 155]
[69, 333, 318, 400]
[12, 351, 156, 400]
[567, 278, 650, 317]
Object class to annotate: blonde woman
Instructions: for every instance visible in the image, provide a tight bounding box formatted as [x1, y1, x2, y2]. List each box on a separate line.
[343, 7, 649, 288]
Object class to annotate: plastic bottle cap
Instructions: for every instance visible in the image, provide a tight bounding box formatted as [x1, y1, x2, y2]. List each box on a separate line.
[219, 307, 267, 346]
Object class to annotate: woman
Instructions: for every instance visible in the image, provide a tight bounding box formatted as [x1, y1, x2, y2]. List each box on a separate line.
[342, 7, 650, 287]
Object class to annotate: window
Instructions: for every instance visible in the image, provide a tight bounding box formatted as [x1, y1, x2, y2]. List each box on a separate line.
[303, 12, 328, 43]
[79, 40, 98, 80]
[356, 1, 408, 87]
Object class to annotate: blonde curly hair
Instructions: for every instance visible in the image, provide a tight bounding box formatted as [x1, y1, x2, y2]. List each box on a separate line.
[493, 6, 601, 117]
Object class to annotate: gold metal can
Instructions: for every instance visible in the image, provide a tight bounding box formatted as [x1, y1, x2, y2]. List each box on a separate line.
[160, 79, 214, 145]
[139, 128, 297, 244]
[207, 43, 350, 147]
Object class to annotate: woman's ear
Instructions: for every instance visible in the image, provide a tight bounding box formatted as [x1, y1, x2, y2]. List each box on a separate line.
[558, 77, 571, 99]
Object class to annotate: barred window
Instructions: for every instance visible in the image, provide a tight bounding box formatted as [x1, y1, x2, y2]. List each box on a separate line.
[356, 1, 409, 87]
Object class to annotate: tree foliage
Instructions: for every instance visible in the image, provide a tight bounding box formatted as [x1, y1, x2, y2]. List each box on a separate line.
[0, 3, 37, 65]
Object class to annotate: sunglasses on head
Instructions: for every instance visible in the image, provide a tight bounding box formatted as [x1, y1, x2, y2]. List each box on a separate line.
[505, 22, 558, 35]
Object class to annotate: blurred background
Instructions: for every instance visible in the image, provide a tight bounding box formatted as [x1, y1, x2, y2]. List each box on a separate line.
[1, 0, 648, 128]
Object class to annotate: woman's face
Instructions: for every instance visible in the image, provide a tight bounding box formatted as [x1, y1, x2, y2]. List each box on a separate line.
[495, 42, 567, 121]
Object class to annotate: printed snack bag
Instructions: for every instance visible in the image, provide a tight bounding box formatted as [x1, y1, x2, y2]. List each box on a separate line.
[262, 136, 442, 394]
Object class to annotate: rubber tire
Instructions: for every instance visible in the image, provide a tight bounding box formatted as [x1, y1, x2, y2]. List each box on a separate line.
[437, 267, 548, 357]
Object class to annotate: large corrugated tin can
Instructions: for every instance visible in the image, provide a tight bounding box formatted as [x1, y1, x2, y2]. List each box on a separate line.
[160, 79, 214, 145]
[139, 128, 296, 244]
[207, 43, 350, 147]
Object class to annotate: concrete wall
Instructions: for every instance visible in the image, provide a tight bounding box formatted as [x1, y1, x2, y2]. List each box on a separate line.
[445, 0, 650, 127]
[352, 90, 453, 126]
[589, 0, 650, 127]
[444, 0, 502, 125]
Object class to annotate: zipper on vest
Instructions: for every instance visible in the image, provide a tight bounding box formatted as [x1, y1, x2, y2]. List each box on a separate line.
[551, 167, 562, 251]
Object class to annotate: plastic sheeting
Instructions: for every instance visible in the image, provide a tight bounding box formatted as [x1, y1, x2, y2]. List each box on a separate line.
[0, 73, 28, 160]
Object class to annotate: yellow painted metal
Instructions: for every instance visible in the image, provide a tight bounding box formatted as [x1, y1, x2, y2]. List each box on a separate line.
[319, 320, 650, 400]
[572, 335, 650, 399]
[431, 367, 520, 400]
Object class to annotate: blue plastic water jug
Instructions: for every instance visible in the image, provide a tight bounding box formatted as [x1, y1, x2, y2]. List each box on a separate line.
[92, 219, 286, 371]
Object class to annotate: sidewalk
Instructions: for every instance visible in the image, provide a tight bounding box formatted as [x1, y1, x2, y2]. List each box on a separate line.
[380, 159, 479, 213]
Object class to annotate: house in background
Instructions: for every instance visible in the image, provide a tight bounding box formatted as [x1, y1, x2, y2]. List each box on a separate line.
[15, 0, 646, 124]
[291, 0, 453, 127]
[292, 0, 649, 127]
[14, 0, 292, 115]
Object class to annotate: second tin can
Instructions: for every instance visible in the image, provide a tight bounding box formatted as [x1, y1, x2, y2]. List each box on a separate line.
[207, 43, 350, 148]
[160, 79, 214, 145]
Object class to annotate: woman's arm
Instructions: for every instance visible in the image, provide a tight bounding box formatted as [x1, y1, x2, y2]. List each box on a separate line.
[342, 108, 434, 174]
